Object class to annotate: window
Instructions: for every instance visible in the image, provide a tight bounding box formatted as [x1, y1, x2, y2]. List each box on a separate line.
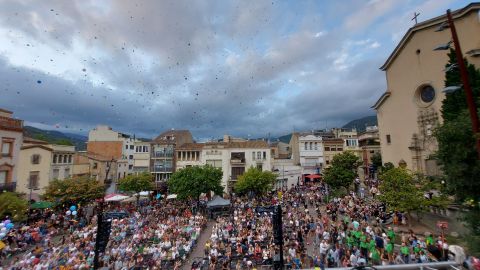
[304, 142, 307, 150]
[63, 155, 68, 163]
[337, 148, 343, 151]
[52, 169, 59, 179]
[29, 171, 39, 189]
[125, 145, 128, 149]
[314, 142, 318, 150]
[143, 146, 148, 152]
[129, 155, 133, 159]
[309, 142, 312, 150]
[256, 164, 262, 171]
[420, 85, 435, 103]
[31, 154, 41, 164]
[386, 135, 391, 144]
[1, 141, 12, 157]
[128, 165, 133, 170]
[326, 160, 330, 165]
[93, 162, 98, 169]
[257, 151, 261, 160]
[0, 171, 6, 184]
[53, 155, 57, 163]
[206, 160, 222, 168]
[324, 147, 330, 151]
[58, 155, 63, 163]
[231, 167, 245, 180]
[136, 146, 140, 152]
[130, 145, 134, 150]
[263, 151, 266, 159]
[68, 155, 72, 163]
[64, 168, 70, 178]
[252, 152, 256, 160]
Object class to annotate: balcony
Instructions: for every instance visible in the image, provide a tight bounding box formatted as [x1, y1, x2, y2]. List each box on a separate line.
[0, 116, 23, 132]
[302, 162, 322, 169]
[152, 152, 173, 158]
[152, 166, 173, 172]
[230, 158, 245, 165]
[0, 182, 17, 192]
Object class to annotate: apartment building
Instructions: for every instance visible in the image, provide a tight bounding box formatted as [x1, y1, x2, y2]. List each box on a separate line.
[0, 108, 24, 192]
[298, 133, 324, 175]
[359, 126, 381, 178]
[132, 141, 150, 174]
[323, 138, 345, 168]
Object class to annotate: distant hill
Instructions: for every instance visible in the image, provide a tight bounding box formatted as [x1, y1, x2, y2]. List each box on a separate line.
[278, 134, 292, 144]
[24, 126, 87, 150]
[342, 115, 377, 132]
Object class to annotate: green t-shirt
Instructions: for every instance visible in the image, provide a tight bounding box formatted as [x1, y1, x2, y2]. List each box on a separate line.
[387, 230, 395, 240]
[369, 240, 376, 252]
[386, 243, 394, 254]
[371, 249, 380, 261]
[360, 240, 369, 249]
[401, 246, 410, 255]
[426, 236, 434, 246]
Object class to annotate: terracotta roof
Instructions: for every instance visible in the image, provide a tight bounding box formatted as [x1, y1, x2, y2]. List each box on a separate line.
[152, 130, 192, 143]
[80, 152, 116, 162]
[225, 141, 269, 148]
[323, 138, 344, 144]
[380, 2, 480, 71]
[0, 108, 13, 114]
[176, 143, 204, 150]
[21, 145, 53, 151]
[23, 137, 49, 145]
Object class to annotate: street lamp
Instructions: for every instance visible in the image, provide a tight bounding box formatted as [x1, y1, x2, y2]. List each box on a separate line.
[434, 9, 480, 158]
[442, 85, 462, 94]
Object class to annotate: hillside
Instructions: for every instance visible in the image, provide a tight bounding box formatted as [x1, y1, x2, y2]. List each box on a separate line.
[342, 115, 377, 132]
[24, 126, 87, 150]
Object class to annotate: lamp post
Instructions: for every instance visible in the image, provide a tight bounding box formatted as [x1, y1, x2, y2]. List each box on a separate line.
[436, 9, 480, 158]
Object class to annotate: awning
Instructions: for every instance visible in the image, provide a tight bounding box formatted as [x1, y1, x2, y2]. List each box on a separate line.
[166, 194, 177, 199]
[206, 195, 231, 208]
[30, 201, 54, 209]
[305, 174, 322, 179]
[105, 194, 129, 202]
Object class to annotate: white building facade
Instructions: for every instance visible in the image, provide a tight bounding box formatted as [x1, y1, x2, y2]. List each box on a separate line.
[298, 134, 324, 175]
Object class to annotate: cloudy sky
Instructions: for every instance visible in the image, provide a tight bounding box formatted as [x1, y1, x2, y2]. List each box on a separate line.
[0, 0, 471, 140]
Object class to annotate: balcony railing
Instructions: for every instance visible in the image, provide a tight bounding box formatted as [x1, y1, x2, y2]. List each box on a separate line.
[302, 163, 322, 169]
[230, 159, 245, 164]
[152, 166, 173, 172]
[152, 152, 173, 158]
[0, 116, 23, 131]
[0, 182, 17, 192]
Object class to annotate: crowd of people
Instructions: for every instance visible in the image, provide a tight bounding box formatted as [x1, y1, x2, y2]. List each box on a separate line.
[201, 182, 450, 269]
[0, 179, 455, 270]
[1, 199, 206, 270]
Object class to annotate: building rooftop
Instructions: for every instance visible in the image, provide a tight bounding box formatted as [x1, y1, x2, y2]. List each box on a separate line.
[152, 129, 193, 144]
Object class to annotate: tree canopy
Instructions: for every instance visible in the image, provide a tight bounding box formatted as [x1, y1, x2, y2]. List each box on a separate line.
[168, 165, 223, 201]
[371, 152, 382, 169]
[118, 172, 154, 194]
[323, 151, 360, 190]
[377, 168, 425, 214]
[234, 167, 277, 195]
[43, 176, 105, 205]
[0, 192, 28, 222]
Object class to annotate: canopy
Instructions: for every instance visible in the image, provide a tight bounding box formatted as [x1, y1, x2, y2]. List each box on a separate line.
[132, 191, 152, 197]
[30, 201, 54, 209]
[206, 196, 231, 208]
[121, 196, 148, 202]
[305, 174, 321, 179]
[105, 194, 129, 202]
[166, 194, 177, 199]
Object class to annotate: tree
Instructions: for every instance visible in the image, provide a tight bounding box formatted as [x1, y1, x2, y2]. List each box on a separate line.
[234, 167, 277, 195]
[55, 139, 74, 146]
[323, 151, 360, 190]
[0, 192, 28, 222]
[435, 49, 480, 254]
[381, 162, 395, 173]
[168, 165, 223, 202]
[378, 168, 425, 222]
[118, 172, 154, 204]
[43, 176, 105, 205]
[371, 152, 382, 168]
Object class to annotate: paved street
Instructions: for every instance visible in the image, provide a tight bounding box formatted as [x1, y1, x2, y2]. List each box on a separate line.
[182, 220, 215, 270]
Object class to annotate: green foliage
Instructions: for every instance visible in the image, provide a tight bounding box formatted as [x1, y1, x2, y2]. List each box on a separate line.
[43, 176, 105, 205]
[463, 206, 480, 256]
[371, 152, 382, 168]
[441, 49, 480, 122]
[234, 167, 277, 195]
[378, 168, 425, 213]
[168, 165, 223, 201]
[33, 133, 49, 142]
[118, 172, 154, 194]
[323, 151, 360, 189]
[55, 139, 74, 146]
[0, 192, 28, 222]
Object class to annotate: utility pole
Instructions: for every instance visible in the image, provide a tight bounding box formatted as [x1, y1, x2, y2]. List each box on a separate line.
[446, 9, 480, 158]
